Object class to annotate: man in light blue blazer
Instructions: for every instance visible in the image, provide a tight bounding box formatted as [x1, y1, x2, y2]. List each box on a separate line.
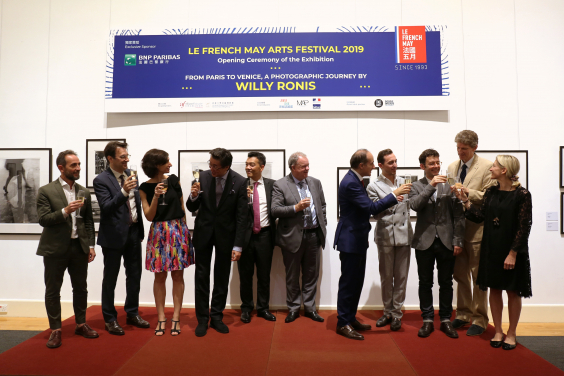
[334, 149, 411, 340]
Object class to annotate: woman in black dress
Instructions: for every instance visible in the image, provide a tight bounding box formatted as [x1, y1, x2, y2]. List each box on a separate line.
[455, 155, 532, 350]
[139, 149, 195, 336]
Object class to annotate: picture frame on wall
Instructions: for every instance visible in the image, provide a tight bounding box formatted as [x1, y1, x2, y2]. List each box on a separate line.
[178, 149, 286, 230]
[560, 146, 564, 188]
[336, 167, 379, 220]
[0, 148, 52, 234]
[86, 139, 126, 188]
[397, 167, 425, 218]
[476, 150, 529, 188]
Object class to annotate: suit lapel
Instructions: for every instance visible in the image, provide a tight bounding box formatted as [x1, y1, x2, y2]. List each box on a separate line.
[376, 178, 393, 195]
[264, 178, 273, 213]
[420, 176, 436, 203]
[106, 167, 122, 192]
[286, 174, 301, 203]
[54, 179, 69, 206]
[217, 170, 233, 208]
[463, 154, 480, 187]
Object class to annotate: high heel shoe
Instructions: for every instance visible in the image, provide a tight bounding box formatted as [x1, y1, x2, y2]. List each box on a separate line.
[502, 341, 517, 350]
[155, 320, 167, 336]
[490, 339, 503, 348]
[171, 320, 181, 336]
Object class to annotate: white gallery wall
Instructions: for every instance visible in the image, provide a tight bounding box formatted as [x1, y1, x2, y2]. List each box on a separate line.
[1, 0, 563, 319]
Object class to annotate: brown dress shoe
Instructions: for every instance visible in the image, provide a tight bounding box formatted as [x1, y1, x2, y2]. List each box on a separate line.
[351, 320, 371, 331]
[336, 325, 364, 340]
[105, 320, 125, 335]
[46, 330, 62, 348]
[418, 322, 434, 338]
[440, 321, 459, 338]
[75, 323, 99, 338]
[126, 315, 150, 328]
[390, 318, 402, 331]
[376, 315, 392, 327]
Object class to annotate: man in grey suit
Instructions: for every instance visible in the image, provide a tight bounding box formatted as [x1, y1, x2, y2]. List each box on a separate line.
[409, 149, 465, 339]
[366, 149, 413, 331]
[36, 150, 98, 348]
[271, 152, 327, 323]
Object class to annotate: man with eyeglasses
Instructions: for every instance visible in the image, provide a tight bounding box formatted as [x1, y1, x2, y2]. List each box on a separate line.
[187, 148, 248, 337]
[93, 141, 149, 335]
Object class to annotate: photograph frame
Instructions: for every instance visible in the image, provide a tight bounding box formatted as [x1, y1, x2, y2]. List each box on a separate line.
[0, 148, 52, 234]
[561, 192, 564, 235]
[178, 149, 286, 230]
[86, 138, 126, 188]
[560, 146, 564, 188]
[397, 167, 425, 218]
[336, 166, 379, 220]
[476, 150, 529, 189]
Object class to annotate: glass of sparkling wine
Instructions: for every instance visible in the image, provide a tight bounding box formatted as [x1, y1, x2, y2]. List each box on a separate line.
[160, 178, 168, 206]
[76, 190, 86, 218]
[443, 172, 454, 196]
[129, 164, 138, 192]
[193, 166, 203, 193]
[454, 177, 463, 203]
[402, 175, 412, 203]
[247, 182, 254, 205]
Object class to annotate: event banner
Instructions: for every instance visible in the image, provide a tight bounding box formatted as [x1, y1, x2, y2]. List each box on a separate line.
[105, 26, 449, 112]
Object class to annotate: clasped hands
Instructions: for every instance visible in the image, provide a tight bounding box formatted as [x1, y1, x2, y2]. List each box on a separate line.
[393, 183, 412, 202]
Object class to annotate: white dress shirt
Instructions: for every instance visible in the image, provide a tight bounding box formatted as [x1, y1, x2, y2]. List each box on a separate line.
[457, 155, 474, 179]
[110, 167, 138, 223]
[249, 177, 270, 228]
[59, 177, 78, 239]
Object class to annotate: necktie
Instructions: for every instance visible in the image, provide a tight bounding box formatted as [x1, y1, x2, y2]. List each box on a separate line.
[460, 163, 468, 184]
[216, 177, 223, 207]
[119, 175, 133, 225]
[252, 182, 260, 234]
[298, 181, 314, 228]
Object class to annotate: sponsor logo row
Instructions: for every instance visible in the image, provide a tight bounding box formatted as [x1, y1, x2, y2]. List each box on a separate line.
[174, 98, 395, 109]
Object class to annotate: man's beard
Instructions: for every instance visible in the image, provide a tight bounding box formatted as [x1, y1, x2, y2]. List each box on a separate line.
[64, 170, 79, 181]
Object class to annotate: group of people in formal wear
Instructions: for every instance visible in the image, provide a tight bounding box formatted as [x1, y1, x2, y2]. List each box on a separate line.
[36, 130, 532, 352]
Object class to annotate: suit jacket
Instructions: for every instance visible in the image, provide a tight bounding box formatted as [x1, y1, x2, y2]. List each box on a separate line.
[36, 179, 95, 257]
[409, 177, 465, 251]
[243, 177, 276, 249]
[186, 169, 248, 251]
[334, 170, 398, 254]
[447, 154, 495, 242]
[271, 174, 327, 253]
[93, 167, 144, 249]
[366, 176, 413, 247]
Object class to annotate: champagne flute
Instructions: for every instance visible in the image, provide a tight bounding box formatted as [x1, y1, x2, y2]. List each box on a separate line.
[75, 190, 86, 218]
[160, 178, 168, 206]
[193, 166, 203, 193]
[129, 164, 138, 192]
[402, 175, 412, 204]
[454, 176, 463, 203]
[443, 171, 453, 197]
[247, 182, 254, 205]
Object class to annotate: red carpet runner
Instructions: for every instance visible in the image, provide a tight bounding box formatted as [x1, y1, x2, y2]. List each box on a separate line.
[0, 307, 561, 376]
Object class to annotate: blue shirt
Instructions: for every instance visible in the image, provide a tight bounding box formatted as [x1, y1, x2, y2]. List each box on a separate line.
[291, 174, 318, 228]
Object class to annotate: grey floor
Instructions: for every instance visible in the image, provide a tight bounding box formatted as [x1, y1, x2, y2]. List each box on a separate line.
[0, 330, 42, 355]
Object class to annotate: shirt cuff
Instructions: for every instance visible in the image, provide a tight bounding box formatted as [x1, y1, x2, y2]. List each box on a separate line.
[233, 246, 242, 253]
[189, 193, 199, 201]
[62, 208, 68, 218]
[121, 188, 128, 197]
[390, 192, 397, 198]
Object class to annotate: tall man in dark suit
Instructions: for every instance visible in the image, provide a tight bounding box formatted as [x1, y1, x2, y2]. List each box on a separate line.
[271, 152, 327, 324]
[94, 141, 149, 335]
[239, 152, 277, 323]
[187, 148, 248, 337]
[409, 149, 465, 339]
[334, 149, 411, 340]
[37, 150, 99, 348]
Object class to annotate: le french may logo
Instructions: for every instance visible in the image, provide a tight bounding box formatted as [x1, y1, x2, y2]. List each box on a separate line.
[124, 54, 137, 66]
[395, 26, 427, 63]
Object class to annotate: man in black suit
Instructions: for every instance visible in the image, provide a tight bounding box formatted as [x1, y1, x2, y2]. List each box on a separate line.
[93, 141, 149, 335]
[239, 152, 277, 323]
[37, 150, 99, 348]
[187, 148, 248, 337]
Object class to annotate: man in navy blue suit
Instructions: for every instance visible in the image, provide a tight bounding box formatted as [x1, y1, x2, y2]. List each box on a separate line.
[334, 149, 411, 340]
[94, 141, 149, 335]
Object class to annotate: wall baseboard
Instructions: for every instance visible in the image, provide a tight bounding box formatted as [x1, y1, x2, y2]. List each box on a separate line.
[1, 300, 563, 323]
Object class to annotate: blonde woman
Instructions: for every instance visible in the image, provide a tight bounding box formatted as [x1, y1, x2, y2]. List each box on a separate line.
[454, 155, 532, 350]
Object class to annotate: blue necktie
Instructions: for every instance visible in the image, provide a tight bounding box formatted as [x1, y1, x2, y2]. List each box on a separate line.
[298, 182, 314, 228]
[460, 164, 468, 184]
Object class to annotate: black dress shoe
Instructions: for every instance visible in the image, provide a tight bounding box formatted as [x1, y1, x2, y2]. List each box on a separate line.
[390, 318, 402, 331]
[241, 312, 251, 323]
[440, 321, 459, 338]
[466, 324, 485, 336]
[490, 340, 503, 348]
[304, 311, 324, 322]
[336, 325, 364, 340]
[452, 319, 471, 329]
[351, 320, 371, 331]
[46, 330, 62, 348]
[502, 341, 517, 350]
[195, 323, 208, 337]
[418, 322, 434, 338]
[75, 323, 99, 339]
[210, 320, 229, 334]
[105, 321, 125, 335]
[376, 315, 392, 327]
[257, 310, 276, 321]
[285, 311, 299, 323]
[126, 315, 150, 328]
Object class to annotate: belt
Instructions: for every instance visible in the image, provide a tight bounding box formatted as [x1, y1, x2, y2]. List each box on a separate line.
[252, 226, 271, 234]
[303, 227, 319, 234]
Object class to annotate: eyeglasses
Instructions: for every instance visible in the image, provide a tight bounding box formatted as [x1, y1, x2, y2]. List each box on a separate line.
[428, 161, 442, 167]
[207, 160, 223, 170]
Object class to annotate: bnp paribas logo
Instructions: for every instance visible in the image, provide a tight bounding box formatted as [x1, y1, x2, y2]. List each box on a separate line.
[124, 54, 137, 66]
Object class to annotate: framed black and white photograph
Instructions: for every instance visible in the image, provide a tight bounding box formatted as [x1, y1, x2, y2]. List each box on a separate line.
[0, 148, 52, 234]
[86, 139, 126, 188]
[336, 167, 379, 220]
[178, 149, 286, 230]
[397, 167, 425, 218]
[476, 150, 528, 188]
[560, 146, 563, 188]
